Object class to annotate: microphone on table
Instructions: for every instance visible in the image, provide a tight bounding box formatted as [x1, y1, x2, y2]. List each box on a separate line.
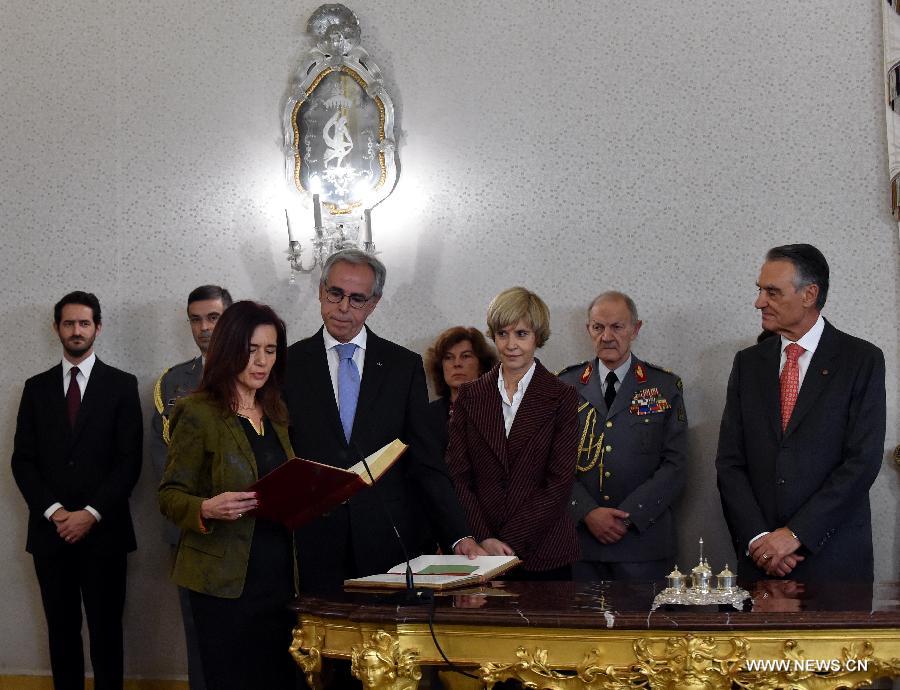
[351, 441, 431, 603]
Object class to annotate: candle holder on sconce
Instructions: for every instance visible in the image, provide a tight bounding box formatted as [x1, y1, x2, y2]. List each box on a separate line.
[282, 3, 395, 279]
[651, 538, 750, 611]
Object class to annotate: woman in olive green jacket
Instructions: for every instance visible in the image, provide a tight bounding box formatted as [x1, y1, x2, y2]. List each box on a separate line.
[159, 301, 297, 690]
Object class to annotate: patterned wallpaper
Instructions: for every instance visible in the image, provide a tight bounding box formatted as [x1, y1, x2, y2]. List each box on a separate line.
[0, 0, 897, 677]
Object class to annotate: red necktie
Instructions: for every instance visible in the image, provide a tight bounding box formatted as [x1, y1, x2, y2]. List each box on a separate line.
[779, 343, 804, 431]
[66, 366, 81, 427]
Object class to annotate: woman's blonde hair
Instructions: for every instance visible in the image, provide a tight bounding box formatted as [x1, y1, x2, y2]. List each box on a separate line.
[485, 287, 550, 347]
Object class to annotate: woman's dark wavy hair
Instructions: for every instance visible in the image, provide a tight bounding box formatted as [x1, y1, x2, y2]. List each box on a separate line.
[425, 326, 498, 398]
[197, 300, 288, 424]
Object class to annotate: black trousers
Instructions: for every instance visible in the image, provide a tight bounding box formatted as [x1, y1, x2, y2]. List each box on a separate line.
[33, 547, 127, 690]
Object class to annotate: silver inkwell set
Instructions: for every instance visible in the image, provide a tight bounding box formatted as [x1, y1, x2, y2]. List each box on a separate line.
[651, 538, 751, 611]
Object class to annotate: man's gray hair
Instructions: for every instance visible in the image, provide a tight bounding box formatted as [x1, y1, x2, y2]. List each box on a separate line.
[587, 291, 639, 323]
[320, 248, 387, 297]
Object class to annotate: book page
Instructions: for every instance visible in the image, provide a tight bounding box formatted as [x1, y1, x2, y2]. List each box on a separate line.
[387, 555, 519, 578]
[350, 439, 407, 485]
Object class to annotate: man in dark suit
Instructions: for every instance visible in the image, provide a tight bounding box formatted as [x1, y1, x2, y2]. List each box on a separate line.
[150, 284, 230, 690]
[12, 291, 143, 690]
[559, 292, 688, 581]
[716, 244, 886, 583]
[284, 249, 485, 591]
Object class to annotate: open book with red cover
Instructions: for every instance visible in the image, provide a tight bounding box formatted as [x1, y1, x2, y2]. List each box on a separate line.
[248, 439, 407, 529]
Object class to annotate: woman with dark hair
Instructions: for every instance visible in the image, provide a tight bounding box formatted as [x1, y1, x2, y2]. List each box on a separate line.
[159, 300, 297, 689]
[424, 326, 497, 449]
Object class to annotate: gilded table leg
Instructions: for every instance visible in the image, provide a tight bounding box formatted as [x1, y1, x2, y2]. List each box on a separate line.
[351, 630, 423, 690]
[289, 624, 324, 690]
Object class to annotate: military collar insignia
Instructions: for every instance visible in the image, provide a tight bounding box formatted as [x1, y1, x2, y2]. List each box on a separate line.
[634, 363, 647, 383]
[580, 362, 593, 384]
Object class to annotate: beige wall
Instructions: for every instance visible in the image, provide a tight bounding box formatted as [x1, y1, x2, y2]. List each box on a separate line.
[0, 0, 897, 679]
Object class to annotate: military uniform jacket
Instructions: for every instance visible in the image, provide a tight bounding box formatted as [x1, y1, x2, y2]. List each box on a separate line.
[559, 355, 688, 563]
[151, 356, 203, 544]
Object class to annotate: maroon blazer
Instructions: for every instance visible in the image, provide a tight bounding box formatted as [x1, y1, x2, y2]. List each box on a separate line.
[446, 360, 580, 571]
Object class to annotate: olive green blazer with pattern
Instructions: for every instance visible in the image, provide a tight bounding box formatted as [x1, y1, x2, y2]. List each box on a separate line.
[158, 393, 294, 598]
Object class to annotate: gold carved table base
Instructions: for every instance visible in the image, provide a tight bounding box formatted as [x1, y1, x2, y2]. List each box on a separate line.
[291, 619, 900, 690]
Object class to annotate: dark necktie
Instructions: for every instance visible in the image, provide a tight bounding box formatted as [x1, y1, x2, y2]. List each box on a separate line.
[336, 343, 360, 442]
[66, 366, 81, 427]
[604, 371, 618, 410]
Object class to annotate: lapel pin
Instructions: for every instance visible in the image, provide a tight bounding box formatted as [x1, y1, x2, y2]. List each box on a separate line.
[376, 361, 383, 366]
[821, 369, 828, 375]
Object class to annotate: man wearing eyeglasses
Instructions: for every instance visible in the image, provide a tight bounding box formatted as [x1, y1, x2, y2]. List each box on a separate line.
[284, 248, 485, 592]
[150, 284, 231, 690]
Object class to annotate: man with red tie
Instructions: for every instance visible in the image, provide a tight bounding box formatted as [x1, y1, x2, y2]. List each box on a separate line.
[715, 245, 885, 583]
[12, 291, 143, 689]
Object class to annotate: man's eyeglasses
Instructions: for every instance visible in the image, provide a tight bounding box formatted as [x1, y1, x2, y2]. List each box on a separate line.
[323, 284, 374, 309]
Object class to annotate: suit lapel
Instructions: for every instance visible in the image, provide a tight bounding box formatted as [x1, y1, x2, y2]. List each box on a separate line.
[577, 359, 606, 414]
[507, 362, 556, 463]
[752, 338, 782, 438]
[784, 321, 839, 437]
[71, 359, 104, 444]
[352, 327, 387, 443]
[45, 364, 72, 442]
[223, 413, 258, 477]
[606, 361, 637, 419]
[306, 329, 346, 446]
[472, 367, 509, 469]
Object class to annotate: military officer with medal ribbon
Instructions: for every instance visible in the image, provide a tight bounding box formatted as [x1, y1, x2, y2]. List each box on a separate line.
[559, 291, 688, 581]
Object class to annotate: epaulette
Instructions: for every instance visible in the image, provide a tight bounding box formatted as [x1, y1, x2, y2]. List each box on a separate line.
[644, 362, 683, 391]
[556, 360, 590, 377]
[644, 361, 673, 375]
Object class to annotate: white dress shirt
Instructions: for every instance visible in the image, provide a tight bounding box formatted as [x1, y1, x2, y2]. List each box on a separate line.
[595, 354, 633, 399]
[322, 327, 368, 408]
[497, 361, 537, 436]
[778, 314, 825, 389]
[46, 353, 101, 522]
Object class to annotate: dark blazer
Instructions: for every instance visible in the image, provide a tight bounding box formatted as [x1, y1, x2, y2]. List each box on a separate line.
[715, 320, 886, 582]
[427, 396, 452, 453]
[11, 359, 143, 556]
[283, 327, 470, 589]
[446, 361, 580, 571]
[559, 356, 688, 563]
[158, 394, 295, 598]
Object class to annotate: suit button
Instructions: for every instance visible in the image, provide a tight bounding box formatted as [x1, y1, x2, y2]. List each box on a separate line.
[644, 418, 650, 424]
[605, 445, 612, 452]
[603, 495, 610, 501]
[777, 478, 785, 485]
[605, 421, 613, 428]
[604, 471, 611, 478]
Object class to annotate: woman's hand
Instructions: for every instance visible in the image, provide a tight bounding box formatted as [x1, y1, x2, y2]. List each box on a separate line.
[480, 537, 515, 556]
[200, 491, 258, 521]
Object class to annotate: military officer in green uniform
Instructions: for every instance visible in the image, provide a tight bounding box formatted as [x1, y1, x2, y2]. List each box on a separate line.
[151, 284, 231, 689]
[559, 291, 687, 581]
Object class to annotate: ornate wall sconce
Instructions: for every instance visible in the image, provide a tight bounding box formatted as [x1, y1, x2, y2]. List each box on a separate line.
[282, 3, 398, 278]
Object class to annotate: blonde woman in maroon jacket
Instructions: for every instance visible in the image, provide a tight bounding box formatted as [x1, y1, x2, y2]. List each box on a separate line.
[446, 287, 579, 580]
